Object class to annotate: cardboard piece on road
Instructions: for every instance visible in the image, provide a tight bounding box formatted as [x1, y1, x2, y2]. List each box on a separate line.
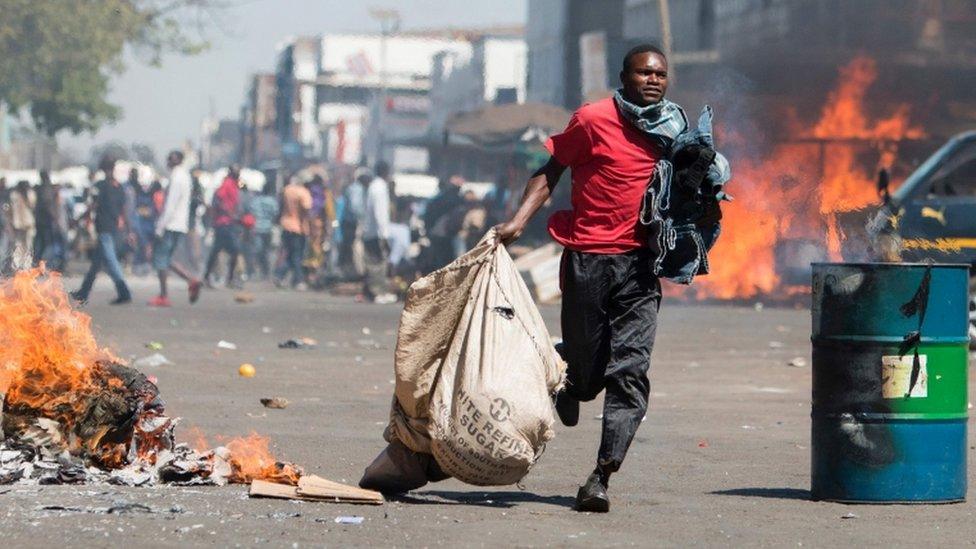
[249, 479, 302, 500]
[249, 477, 383, 505]
[298, 475, 384, 504]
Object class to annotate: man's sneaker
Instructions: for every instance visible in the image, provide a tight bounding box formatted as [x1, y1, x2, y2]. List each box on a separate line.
[69, 291, 87, 305]
[576, 470, 610, 513]
[148, 295, 172, 307]
[188, 280, 202, 304]
[554, 391, 580, 427]
[110, 296, 132, 305]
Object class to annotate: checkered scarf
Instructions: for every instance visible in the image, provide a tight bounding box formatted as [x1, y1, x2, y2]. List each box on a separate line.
[613, 89, 688, 150]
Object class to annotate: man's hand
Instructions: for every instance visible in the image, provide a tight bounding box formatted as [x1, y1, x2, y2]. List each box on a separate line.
[491, 155, 565, 247]
[493, 220, 524, 246]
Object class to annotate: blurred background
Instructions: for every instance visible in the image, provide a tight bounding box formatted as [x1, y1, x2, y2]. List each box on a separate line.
[2, 0, 975, 302]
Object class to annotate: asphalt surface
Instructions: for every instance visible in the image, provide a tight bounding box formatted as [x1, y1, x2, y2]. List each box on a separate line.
[1, 272, 974, 547]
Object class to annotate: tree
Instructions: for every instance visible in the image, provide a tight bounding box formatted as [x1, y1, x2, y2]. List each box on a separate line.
[88, 141, 132, 167]
[87, 141, 158, 168]
[130, 142, 158, 167]
[0, 0, 226, 136]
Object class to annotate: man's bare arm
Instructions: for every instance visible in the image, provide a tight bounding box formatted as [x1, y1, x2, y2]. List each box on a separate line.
[493, 156, 566, 245]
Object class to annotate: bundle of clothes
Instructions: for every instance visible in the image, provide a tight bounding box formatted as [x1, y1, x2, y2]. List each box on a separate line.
[614, 90, 732, 284]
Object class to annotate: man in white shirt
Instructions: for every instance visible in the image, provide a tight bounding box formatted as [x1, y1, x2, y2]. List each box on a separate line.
[149, 150, 202, 307]
[361, 161, 396, 304]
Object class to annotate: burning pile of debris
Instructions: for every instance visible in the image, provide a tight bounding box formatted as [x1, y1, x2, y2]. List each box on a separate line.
[0, 267, 301, 487]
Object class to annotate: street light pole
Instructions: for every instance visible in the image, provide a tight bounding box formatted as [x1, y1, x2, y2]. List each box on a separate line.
[658, 0, 673, 78]
[369, 8, 400, 166]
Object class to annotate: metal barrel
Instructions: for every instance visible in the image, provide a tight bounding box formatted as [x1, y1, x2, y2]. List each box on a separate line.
[811, 262, 970, 503]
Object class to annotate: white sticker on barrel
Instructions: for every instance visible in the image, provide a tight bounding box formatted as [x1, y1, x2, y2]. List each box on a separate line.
[881, 355, 928, 398]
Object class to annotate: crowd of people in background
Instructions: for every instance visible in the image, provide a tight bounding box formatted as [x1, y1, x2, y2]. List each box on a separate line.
[0, 150, 510, 306]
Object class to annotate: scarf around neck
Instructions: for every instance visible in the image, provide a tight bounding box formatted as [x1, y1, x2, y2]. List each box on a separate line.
[613, 89, 688, 150]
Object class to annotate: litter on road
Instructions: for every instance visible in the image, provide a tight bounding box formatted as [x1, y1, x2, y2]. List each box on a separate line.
[249, 475, 383, 505]
[260, 397, 289, 409]
[132, 353, 173, 368]
[278, 337, 317, 349]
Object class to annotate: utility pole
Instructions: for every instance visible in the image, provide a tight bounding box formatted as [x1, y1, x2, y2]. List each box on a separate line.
[369, 8, 400, 166]
[658, 0, 673, 77]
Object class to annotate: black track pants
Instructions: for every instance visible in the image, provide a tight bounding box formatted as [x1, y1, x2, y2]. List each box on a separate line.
[560, 248, 661, 472]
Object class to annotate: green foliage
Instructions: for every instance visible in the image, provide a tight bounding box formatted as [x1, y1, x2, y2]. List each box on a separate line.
[0, 0, 220, 136]
[87, 140, 159, 168]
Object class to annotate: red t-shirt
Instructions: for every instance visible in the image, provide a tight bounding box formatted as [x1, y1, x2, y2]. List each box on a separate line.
[546, 97, 662, 254]
[213, 177, 240, 227]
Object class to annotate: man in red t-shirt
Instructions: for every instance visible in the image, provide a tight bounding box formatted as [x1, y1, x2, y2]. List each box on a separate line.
[203, 165, 243, 288]
[496, 45, 673, 512]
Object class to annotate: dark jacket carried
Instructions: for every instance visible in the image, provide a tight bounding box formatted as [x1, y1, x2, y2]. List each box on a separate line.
[641, 106, 731, 284]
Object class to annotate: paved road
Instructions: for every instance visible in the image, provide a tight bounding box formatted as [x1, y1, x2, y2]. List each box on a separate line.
[1, 274, 973, 547]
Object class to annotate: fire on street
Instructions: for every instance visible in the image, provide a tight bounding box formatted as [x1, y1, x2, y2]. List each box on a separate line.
[0, 275, 973, 546]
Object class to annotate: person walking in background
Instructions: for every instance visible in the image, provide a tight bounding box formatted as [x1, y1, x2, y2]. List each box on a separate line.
[0, 177, 11, 274]
[246, 178, 279, 281]
[9, 180, 36, 265]
[122, 168, 140, 270]
[238, 177, 257, 280]
[274, 175, 312, 290]
[338, 168, 367, 281]
[31, 171, 61, 269]
[70, 173, 99, 263]
[361, 161, 396, 304]
[51, 183, 71, 271]
[71, 156, 133, 305]
[421, 174, 464, 272]
[325, 177, 347, 282]
[184, 167, 205, 271]
[149, 151, 202, 307]
[303, 174, 334, 280]
[130, 169, 157, 275]
[386, 196, 413, 278]
[203, 165, 243, 288]
[150, 179, 165, 214]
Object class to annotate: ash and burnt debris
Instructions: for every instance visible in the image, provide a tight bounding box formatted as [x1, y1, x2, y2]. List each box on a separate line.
[0, 362, 288, 487]
[0, 437, 230, 487]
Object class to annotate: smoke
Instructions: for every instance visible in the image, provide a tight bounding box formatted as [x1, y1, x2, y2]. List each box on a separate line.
[699, 66, 765, 162]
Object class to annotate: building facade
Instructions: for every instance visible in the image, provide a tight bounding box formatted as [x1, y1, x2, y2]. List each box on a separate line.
[526, 0, 627, 110]
[620, 0, 976, 137]
[240, 73, 279, 168]
[429, 36, 527, 143]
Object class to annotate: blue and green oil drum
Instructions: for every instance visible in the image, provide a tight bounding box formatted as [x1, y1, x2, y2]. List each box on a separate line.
[811, 262, 969, 503]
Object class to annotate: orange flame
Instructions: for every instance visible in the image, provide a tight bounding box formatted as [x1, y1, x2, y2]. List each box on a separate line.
[0, 268, 301, 484]
[224, 432, 302, 485]
[811, 57, 924, 141]
[0, 267, 118, 422]
[683, 56, 924, 300]
[193, 429, 302, 485]
[184, 425, 211, 453]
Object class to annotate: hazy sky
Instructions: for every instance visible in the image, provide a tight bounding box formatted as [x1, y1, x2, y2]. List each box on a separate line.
[60, 0, 526, 161]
